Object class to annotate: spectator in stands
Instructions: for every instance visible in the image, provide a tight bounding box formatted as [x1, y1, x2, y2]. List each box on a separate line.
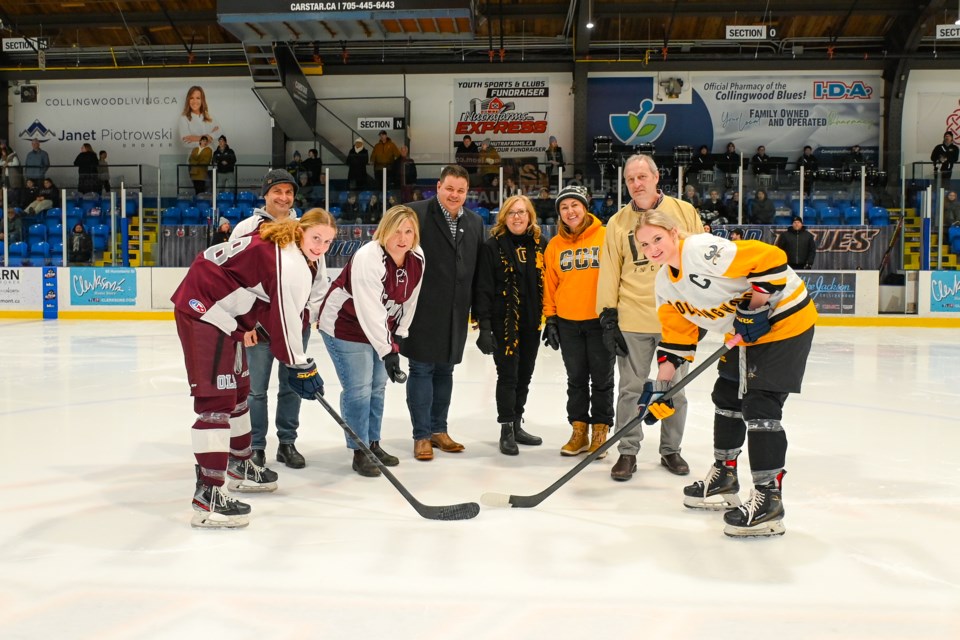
[503, 176, 522, 198]
[797, 145, 819, 181]
[700, 189, 728, 227]
[599, 193, 617, 222]
[20, 178, 39, 209]
[410, 188, 423, 202]
[544, 136, 565, 186]
[98, 150, 111, 194]
[287, 150, 304, 180]
[533, 187, 555, 223]
[1, 141, 22, 194]
[682, 184, 701, 210]
[346, 138, 368, 190]
[729, 228, 745, 241]
[397, 145, 417, 201]
[0, 207, 22, 244]
[944, 190, 960, 226]
[68, 222, 93, 264]
[386, 193, 399, 208]
[341, 192, 362, 223]
[775, 216, 817, 270]
[189, 135, 213, 195]
[931, 131, 959, 184]
[302, 148, 322, 186]
[751, 145, 772, 176]
[847, 144, 866, 167]
[724, 191, 742, 222]
[178, 85, 221, 147]
[213, 135, 237, 190]
[478, 138, 501, 187]
[371, 130, 400, 188]
[567, 169, 585, 187]
[689, 144, 715, 181]
[25, 178, 58, 217]
[364, 194, 383, 225]
[24, 139, 50, 183]
[295, 173, 315, 211]
[702, 223, 712, 234]
[73, 143, 100, 195]
[718, 142, 738, 173]
[749, 189, 775, 224]
[210, 217, 232, 245]
[455, 135, 480, 180]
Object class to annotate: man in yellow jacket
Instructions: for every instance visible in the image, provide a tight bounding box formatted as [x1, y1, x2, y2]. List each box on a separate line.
[596, 154, 703, 482]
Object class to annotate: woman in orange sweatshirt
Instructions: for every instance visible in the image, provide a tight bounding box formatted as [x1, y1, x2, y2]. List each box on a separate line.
[542, 185, 615, 457]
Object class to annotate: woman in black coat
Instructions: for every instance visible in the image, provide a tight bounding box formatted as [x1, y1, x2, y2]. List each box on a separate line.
[750, 189, 775, 225]
[474, 195, 547, 455]
[73, 143, 100, 195]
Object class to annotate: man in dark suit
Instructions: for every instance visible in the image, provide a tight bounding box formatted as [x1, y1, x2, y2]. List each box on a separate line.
[402, 164, 485, 461]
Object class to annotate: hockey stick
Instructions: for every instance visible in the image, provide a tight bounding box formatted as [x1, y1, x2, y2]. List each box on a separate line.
[315, 393, 480, 521]
[480, 334, 743, 509]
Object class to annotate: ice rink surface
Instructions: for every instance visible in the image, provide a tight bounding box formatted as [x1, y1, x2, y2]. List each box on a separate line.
[1, 319, 958, 639]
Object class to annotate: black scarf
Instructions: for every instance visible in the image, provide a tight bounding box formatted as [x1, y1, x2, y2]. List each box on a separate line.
[495, 231, 544, 357]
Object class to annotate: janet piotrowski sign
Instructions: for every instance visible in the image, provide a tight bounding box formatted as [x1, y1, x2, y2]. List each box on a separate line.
[69, 267, 138, 306]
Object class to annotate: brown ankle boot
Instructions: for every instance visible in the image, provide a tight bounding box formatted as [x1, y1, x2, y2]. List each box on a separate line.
[561, 421, 590, 456]
[589, 424, 610, 459]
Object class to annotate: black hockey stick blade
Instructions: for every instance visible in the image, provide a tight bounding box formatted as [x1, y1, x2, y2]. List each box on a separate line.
[315, 393, 479, 521]
[480, 334, 743, 509]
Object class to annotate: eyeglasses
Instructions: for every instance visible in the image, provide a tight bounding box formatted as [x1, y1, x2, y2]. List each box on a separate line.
[506, 209, 529, 218]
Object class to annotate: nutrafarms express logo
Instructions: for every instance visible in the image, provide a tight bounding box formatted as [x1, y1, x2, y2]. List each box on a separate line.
[609, 99, 666, 144]
[19, 119, 56, 143]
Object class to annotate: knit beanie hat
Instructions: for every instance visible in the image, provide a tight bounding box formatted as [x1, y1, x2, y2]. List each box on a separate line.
[555, 184, 590, 214]
[260, 168, 298, 196]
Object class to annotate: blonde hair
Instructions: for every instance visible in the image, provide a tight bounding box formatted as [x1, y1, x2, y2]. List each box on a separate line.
[491, 195, 541, 243]
[259, 208, 337, 248]
[373, 205, 420, 249]
[181, 85, 212, 121]
[635, 209, 690, 240]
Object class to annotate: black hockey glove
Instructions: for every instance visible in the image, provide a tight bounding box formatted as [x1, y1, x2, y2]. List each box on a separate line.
[733, 301, 772, 344]
[599, 308, 629, 357]
[383, 352, 407, 383]
[542, 315, 560, 351]
[287, 359, 324, 399]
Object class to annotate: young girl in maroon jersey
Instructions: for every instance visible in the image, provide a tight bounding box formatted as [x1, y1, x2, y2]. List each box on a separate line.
[171, 209, 336, 528]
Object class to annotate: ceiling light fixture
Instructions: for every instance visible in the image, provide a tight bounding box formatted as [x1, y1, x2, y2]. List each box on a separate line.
[586, 0, 594, 29]
[955, 0, 960, 26]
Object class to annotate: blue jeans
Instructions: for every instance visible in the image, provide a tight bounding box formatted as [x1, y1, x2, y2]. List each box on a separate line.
[247, 327, 310, 450]
[405, 359, 455, 440]
[321, 332, 387, 449]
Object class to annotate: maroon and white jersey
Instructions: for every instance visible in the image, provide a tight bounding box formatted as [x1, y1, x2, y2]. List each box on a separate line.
[318, 241, 425, 358]
[230, 207, 330, 325]
[171, 234, 314, 367]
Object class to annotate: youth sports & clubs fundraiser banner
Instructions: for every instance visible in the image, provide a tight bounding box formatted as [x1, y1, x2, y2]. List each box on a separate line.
[453, 77, 551, 155]
[587, 73, 881, 165]
[70, 267, 137, 306]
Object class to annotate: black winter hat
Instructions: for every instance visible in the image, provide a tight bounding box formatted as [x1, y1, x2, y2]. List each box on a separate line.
[555, 184, 590, 214]
[260, 168, 298, 197]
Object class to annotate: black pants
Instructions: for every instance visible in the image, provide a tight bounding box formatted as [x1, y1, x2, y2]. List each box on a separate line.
[492, 328, 540, 424]
[557, 317, 615, 425]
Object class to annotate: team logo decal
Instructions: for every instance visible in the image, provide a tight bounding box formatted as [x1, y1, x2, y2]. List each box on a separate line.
[189, 299, 207, 313]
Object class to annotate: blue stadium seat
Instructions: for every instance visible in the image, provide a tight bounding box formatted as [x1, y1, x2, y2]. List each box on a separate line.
[28, 241, 51, 266]
[819, 207, 842, 225]
[223, 207, 243, 224]
[181, 207, 204, 225]
[773, 213, 793, 226]
[92, 224, 110, 252]
[161, 208, 182, 225]
[868, 206, 889, 226]
[216, 191, 235, 207]
[7, 241, 28, 266]
[50, 240, 65, 266]
[27, 223, 46, 245]
[328, 205, 342, 218]
[475, 207, 491, 223]
[237, 191, 257, 205]
[844, 206, 861, 224]
[80, 193, 101, 213]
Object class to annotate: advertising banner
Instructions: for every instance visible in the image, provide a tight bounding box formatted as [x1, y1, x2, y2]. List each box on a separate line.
[69, 267, 137, 306]
[929, 270, 960, 312]
[798, 271, 857, 315]
[0, 267, 43, 310]
[42, 267, 58, 319]
[717, 225, 897, 271]
[588, 73, 882, 166]
[453, 77, 551, 155]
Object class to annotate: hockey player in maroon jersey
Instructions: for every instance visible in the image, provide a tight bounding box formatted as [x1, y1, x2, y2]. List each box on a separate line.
[633, 209, 817, 538]
[171, 209, 336, 528]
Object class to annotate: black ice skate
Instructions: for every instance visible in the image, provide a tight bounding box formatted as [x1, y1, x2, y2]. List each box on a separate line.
[227, 456, 279, 493]
[683, 460, 741, 510]
[723, 477, 785, 538]
[191, 467, 251, 529]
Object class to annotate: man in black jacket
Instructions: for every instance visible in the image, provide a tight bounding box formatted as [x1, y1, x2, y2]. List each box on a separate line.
[402, 164, 485, 461]
[775, 216, 817, 270]
[213, 136, 237, 191]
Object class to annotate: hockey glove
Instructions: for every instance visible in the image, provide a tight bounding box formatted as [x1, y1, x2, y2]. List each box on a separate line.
[733, 301, 772, 343]
[599, 308, 629, 357]
[638, 380, 674, 425]
[383, 352, 407, 384]
[287, 359, 324, 399]
[476, 328, 496, 355]
[542, 315, 560, 351]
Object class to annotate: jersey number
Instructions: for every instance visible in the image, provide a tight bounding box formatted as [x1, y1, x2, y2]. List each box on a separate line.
[203, 237, 252, 266]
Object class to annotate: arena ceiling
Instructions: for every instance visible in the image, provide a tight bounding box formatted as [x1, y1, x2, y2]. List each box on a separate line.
[1, 0, 958, 74]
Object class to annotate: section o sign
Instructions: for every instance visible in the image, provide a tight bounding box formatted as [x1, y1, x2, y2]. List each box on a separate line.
[725, 25, 771, 41]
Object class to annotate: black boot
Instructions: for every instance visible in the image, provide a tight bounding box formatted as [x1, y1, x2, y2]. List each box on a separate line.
[352, 449, 381, 477]
[370, 441, 399, 467]
[276, 443, 305, 469]
[513, 418, 542, 446]
[499, 422, 519, 455]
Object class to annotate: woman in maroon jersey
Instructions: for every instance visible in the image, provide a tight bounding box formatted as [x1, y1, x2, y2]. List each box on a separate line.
[171, 209, 336, 528]
[317, 205, 425, 476]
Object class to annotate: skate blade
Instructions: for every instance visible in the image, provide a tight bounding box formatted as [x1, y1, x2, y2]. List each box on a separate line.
[683, 494, 742, 511]
[191, 512, 250, 529]
[723, 519, 785, 538]
[227, 480, 278, 493]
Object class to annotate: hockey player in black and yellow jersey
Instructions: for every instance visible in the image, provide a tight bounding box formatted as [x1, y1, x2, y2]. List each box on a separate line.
[633, 209, 817, 538]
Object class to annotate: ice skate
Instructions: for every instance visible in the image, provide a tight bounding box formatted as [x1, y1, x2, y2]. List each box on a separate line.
[191, 468, 251, 529]
[683, 460, 741, 510]
[723, 479, 785, 538]
[227, 456, 279, 493]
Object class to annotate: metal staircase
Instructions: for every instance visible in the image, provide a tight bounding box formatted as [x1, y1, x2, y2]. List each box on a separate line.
[244, 43, 281, 87]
